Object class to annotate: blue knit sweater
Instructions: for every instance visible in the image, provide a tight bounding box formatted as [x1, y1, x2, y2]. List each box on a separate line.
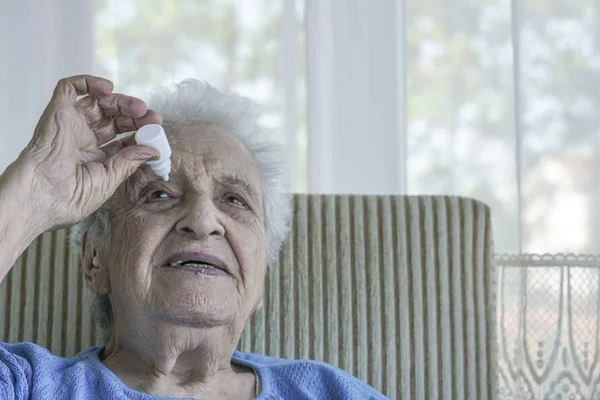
[0, 342, 387, 399]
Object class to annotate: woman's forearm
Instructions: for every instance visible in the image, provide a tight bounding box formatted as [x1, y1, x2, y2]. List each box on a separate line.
[0, 160, 49, 283]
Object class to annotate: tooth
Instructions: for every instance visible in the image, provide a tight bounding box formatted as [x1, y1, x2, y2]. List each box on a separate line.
[167, 260, 218, 269]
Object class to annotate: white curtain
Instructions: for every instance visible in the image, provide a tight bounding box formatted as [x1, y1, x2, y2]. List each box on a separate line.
[306, 0, 600, 255]
[1, 1, 600, 398]
[306, 4, 600, 397]
[0, 0, 93, 173]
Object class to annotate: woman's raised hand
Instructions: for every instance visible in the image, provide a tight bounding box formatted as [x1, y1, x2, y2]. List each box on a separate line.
[17, 75, 161, 229]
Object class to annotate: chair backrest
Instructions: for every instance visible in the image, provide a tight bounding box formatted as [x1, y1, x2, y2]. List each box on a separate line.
[0, 194, 497, 399]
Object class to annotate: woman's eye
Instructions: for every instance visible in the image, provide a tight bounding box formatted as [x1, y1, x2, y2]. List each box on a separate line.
[148, 190, 171, 200]
[226, 195, 247, 208]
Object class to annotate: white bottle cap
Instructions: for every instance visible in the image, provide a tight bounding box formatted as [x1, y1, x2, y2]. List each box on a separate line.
[134, 124, 172, 181]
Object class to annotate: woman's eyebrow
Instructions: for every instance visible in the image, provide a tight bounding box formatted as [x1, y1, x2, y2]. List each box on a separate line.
[216, 175, 259, 199]
[130, 170, 158, 187]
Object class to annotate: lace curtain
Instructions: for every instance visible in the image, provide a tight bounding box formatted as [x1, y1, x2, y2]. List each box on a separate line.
[496, 254, 600, 399]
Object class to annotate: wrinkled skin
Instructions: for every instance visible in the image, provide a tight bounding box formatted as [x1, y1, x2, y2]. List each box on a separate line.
[21, 75, 162, 230]
[0, 74, 160, 282]
[0, 75, 261, 398]
[82, 124, 265, 399]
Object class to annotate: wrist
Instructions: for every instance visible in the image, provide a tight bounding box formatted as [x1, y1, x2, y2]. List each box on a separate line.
[0, 159, 54, 235]
[0, 159, 50, 278]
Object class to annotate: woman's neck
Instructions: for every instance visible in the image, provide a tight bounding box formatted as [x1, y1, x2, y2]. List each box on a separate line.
[100, 323, 255, 399]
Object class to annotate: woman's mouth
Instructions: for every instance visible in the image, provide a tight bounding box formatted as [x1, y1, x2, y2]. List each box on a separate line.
[164, 262, 230, 276]
[162, 252, 231, 276]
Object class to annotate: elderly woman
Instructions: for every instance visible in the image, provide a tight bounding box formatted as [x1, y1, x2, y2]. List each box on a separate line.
[0, 75, 386, 399]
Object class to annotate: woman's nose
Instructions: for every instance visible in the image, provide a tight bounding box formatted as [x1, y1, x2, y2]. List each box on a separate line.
[175, 197, 225, 240]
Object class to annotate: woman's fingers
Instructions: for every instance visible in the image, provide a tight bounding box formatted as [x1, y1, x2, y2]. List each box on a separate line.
[101, 134, 137, 158]
[75, 93, 151, 124]
[52, 75, 113, 102]
[97, 93, 147, 117]
[115, 110, 163, 132]
[91, 118, 120, 145]
[101, 145, 160, 192]
[65, 76, 163, 147]
[100, 139, 125, 158]
[75, 96, 102, 125]
[120, 134, 138, 147]
[92, 109, 163, 146]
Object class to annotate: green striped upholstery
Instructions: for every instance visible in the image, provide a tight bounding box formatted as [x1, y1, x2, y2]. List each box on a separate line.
[0, 195, 497, 399]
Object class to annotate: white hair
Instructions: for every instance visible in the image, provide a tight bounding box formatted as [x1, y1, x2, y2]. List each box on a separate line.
[71, 79, 292, 342]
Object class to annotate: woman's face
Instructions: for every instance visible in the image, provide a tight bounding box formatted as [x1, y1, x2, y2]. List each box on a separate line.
[101, 122, 266, 333]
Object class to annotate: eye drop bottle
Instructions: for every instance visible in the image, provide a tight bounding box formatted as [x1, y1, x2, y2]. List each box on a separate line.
[135, 124, 171, 181]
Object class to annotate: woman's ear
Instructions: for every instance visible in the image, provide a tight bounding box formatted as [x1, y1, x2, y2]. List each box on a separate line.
[82, 232, 111, 295]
